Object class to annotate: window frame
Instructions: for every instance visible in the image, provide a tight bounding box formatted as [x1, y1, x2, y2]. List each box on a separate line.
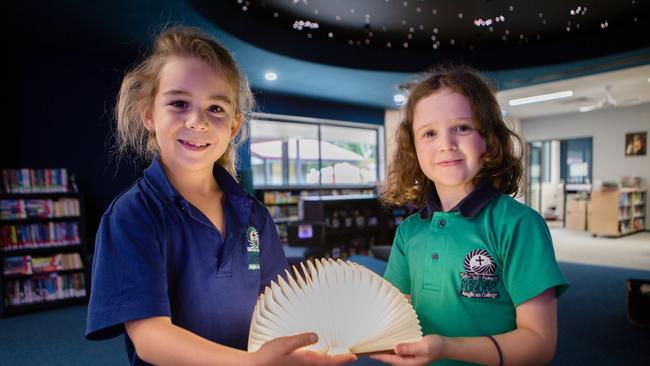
[250, 112, 385, 189]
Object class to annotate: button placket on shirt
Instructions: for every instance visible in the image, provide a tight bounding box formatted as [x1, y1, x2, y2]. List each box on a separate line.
[430, 214, 449, 262]
[422, 212, 448, 291]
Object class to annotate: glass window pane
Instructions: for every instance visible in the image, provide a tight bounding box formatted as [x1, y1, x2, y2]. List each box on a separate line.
[250, 120, 319, 186]
[320, 125, 378, 186]
[562, 138, 592, 185]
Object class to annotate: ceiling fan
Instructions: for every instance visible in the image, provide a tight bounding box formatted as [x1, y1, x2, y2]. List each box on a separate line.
[579, 84, 639, 112]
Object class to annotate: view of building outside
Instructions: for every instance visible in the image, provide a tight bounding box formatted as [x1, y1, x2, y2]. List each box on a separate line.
[250, 118, 379, 187]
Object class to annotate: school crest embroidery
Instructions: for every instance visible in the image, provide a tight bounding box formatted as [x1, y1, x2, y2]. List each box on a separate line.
[459, 249, 499, 299]
[246, 226, 260, 270]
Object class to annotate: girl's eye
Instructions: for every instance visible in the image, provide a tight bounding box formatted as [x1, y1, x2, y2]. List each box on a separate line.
[423, 130, 436, 139]
[169, 100, 189, 109]
[207, 105, 225, 113]
[454, 124, 473, 134]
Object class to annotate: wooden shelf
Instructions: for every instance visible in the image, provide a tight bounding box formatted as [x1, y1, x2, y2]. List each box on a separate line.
[589, 189, 646, 237]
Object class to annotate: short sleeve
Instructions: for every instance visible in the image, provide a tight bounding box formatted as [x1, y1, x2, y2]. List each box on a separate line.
[85, 207, 170, 340]
[383, 226, 411, 294]
[258, 210, 288, 292]
[502, 210, 569, 306]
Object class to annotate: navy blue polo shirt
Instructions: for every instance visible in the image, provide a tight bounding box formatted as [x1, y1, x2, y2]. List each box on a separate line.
[85, 157, 287, 365]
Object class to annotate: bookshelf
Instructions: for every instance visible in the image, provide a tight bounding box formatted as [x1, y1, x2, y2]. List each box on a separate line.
[0, 168, 89, 318]
[256, 186, 417, 261]
[588, 188, 646, 237]
[297, 194, 413, 259]
[254, 186, 376, 245]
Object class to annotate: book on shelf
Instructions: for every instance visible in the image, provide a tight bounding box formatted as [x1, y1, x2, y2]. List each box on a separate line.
[3, 272, 86, 307]
[0, 197, 80, 220]
[1, 168, 70, 194]
[32, 253, 83, 273]
[0, 222, 80, 251]
[2, 255, 33, 276]
[248, 258, 422, 355]
[2, 253, 83, 276]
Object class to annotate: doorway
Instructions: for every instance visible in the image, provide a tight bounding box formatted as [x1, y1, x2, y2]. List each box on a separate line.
[526, 137, 592, 226]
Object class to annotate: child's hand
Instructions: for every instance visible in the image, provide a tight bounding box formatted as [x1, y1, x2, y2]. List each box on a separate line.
[369, 335, 445, 366]
[251, 332, 357, 366]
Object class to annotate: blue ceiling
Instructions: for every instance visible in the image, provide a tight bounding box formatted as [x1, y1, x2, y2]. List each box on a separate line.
[18, 0, 650, 109]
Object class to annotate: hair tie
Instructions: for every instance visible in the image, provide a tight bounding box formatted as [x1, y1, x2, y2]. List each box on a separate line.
[486, 335, 503, 366]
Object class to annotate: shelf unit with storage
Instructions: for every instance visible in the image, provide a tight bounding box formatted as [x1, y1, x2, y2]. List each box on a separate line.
[254, 186, 375, 245]
[297, 194, 414, 259]
[588, 188, 646, 237]
[256, 186, 418, 261]
[0, 169, 89, 318]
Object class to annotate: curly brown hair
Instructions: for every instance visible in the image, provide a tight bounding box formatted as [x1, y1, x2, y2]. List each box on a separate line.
[380, 65, 524, 207]
[114, 26, 254, 176]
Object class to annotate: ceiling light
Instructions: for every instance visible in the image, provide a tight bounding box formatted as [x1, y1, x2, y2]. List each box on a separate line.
[264, 72, 277, 81]
[579, 105, 597, 112]
[508, 90, 573, 106]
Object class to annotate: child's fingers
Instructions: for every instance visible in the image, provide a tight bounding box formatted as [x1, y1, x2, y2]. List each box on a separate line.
[394, 339, 433, 357]
[330, 353, 357, 365]
[256, 333, 318, 360]
[291, 349, 356, 366]
[267, 332, 319, 356]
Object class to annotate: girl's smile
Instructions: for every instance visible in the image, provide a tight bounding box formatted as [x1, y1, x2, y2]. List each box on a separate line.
[178, 139, 211, 151]
[436, 159, 463, 167]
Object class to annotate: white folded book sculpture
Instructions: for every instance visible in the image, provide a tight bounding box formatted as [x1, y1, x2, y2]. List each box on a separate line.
[248, 258, 423, 356]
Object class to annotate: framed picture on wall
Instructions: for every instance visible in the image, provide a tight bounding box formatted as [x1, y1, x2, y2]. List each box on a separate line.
[625, 132, 646, 157]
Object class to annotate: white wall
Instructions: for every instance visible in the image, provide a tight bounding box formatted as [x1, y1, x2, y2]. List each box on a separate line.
[520, 103, 650, 221]
[384, 109, 402, 171]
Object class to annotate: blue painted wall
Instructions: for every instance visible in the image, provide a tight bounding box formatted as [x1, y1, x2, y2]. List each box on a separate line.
[254, 91, 385, 126]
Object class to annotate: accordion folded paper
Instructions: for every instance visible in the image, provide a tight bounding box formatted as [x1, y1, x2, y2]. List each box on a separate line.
[248, 258, 423, 355]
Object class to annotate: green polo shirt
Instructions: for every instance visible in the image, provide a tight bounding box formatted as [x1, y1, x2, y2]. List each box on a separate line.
[384, 183, 569, 366]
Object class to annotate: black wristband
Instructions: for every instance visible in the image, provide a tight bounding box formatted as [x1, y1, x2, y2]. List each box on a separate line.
[486, 335, 503, 366]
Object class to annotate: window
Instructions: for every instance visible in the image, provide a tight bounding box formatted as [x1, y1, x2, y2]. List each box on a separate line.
[250, 113, 383, 187]
[561, 137, 592, 185]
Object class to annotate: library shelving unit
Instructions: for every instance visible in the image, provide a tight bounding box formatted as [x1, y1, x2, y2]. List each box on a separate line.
[254, 186, 375, 245]
[256, 186, 417, 261]
[0, 169, 89, 318]
[297, 194, 413, 259]
[588, 187, 646, 237]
